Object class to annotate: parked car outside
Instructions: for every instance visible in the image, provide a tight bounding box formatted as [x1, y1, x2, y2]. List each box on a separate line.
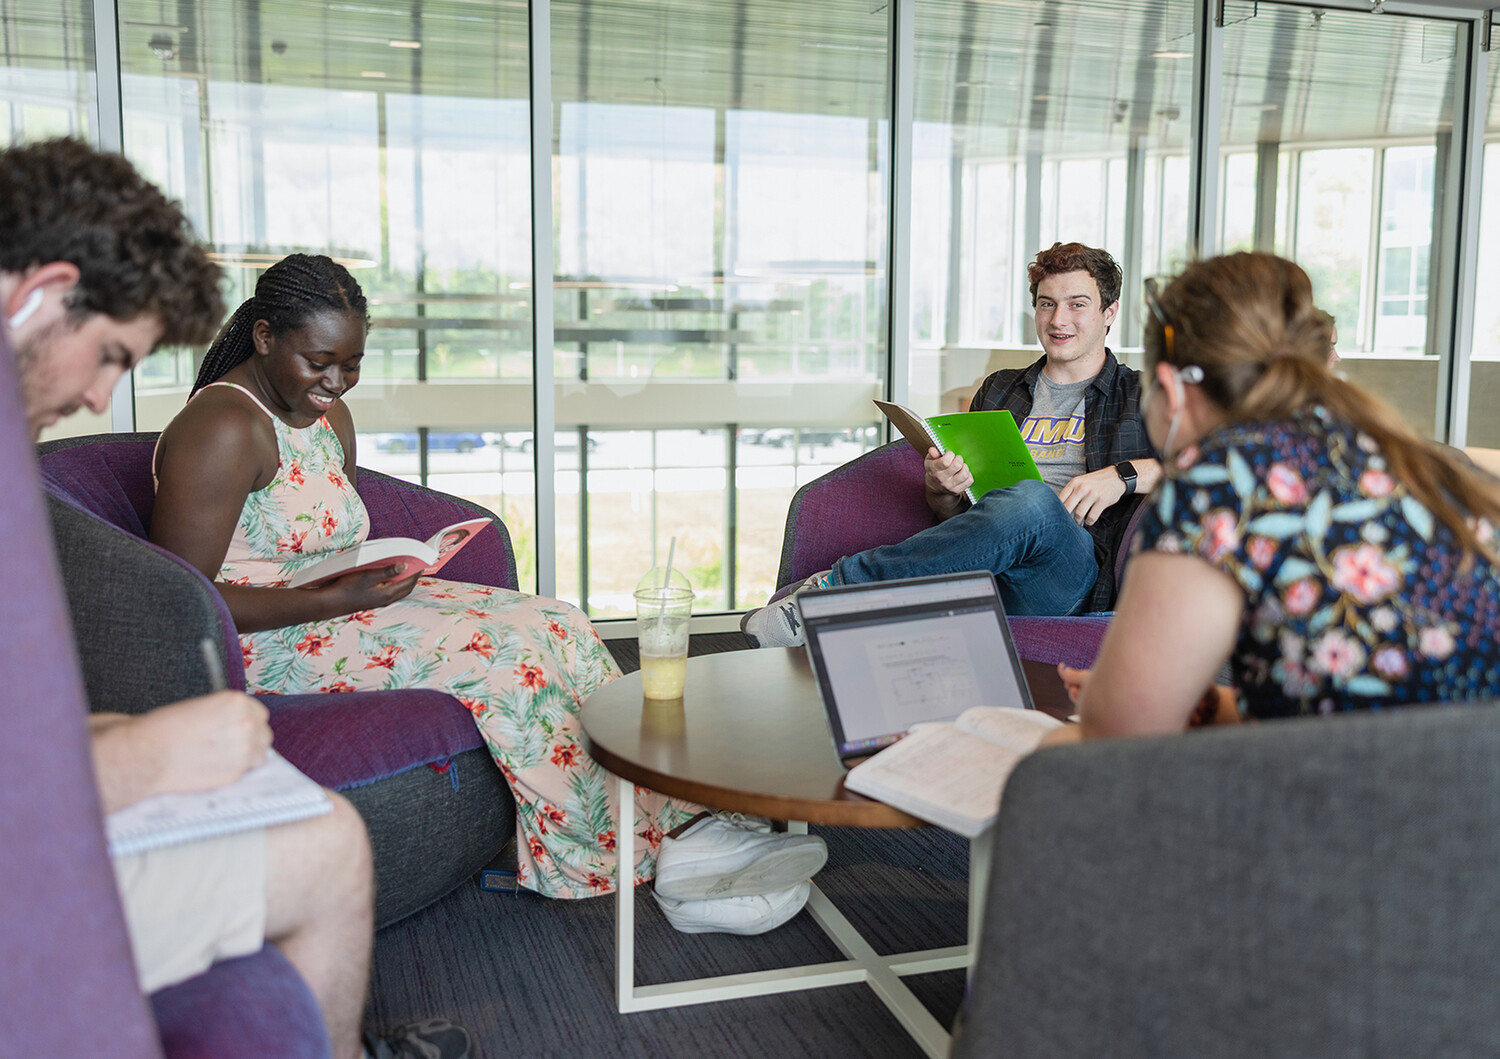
[371, 432, 487, 454]
[499, 432, 599, 453]
[740, 427, 855, 448]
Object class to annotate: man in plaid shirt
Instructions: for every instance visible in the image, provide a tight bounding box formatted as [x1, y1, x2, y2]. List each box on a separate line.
[745, 242, 1160, 648]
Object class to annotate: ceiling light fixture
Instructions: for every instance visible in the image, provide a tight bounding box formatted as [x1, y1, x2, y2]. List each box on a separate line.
[1153, 50, 1192, 59]
[360, 70, 387, 78]
[388, 39, 422, 49]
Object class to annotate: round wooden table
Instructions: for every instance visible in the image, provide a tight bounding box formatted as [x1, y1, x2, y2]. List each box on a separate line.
[580, 646, 924, 828]
[579, 647, 972, 1059]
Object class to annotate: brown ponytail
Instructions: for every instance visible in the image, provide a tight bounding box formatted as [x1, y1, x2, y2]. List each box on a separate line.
[1147, 252, 1500, 561]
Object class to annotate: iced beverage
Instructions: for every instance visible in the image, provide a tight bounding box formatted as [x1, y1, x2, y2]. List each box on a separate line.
[635, 579, 692, 700]
[639, 646, 688, 699]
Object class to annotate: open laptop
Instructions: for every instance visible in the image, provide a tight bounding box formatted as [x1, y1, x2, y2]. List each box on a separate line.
[797, 570, 1035, 762]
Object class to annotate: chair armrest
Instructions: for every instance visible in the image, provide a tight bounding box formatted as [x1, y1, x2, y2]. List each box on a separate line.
[46, 494, 243, 712]
[356, 468, 518, 591]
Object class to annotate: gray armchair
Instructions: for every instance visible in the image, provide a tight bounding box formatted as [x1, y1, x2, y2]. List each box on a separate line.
[954, 705, 1500, 1058]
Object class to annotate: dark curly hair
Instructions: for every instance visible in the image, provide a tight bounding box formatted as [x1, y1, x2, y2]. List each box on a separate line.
[0, 138, 223, 346]
[1027, 241, 1123, 310]
[191, 253, 369, 396]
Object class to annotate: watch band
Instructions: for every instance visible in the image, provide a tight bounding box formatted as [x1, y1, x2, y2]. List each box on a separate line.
[1115, 461, 1138, 494]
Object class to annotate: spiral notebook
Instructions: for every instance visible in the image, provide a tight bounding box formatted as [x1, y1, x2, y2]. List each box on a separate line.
[105, 749, 332, 858]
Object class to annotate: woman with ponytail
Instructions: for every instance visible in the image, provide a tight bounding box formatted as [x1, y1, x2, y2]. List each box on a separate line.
[149, 255, 825, 918]
[1056, 251, 1500, 739]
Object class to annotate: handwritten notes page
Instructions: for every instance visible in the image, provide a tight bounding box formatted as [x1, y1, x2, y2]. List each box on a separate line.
[844, 707, 1062, 837]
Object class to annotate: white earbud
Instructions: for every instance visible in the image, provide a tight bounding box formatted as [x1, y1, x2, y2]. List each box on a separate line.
[7, 287, 43, 331]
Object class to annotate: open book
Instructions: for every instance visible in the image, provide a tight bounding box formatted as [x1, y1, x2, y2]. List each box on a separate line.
[875, 400, 1042, 504]
[106, 749, 332, 857]
[287, 516, 492, 589]
[843, 706, 1062, 837]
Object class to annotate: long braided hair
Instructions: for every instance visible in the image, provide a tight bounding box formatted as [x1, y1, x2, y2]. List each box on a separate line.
[191, 253, 369, 396]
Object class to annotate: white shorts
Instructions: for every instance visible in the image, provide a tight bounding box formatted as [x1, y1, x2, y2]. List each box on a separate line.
[111, 828, 268, 993]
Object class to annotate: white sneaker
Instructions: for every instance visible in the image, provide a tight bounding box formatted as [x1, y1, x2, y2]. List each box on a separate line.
[740, 570, 832, 648]
[654, 882, 811, 935]
[654, 815, 828, 901]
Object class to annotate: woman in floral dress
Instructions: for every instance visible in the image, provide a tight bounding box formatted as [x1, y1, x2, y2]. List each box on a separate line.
[148, 255, 701, 898]
[1055, 252, 1500, 738]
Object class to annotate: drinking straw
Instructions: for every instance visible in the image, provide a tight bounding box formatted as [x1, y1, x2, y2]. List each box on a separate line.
[656, 536, 677, 634]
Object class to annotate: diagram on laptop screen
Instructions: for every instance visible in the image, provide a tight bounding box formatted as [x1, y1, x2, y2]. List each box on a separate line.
[864, 630, 983, 736]
[818, 608, 1024, 745]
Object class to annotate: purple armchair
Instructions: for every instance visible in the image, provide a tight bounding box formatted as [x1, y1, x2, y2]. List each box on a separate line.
[0, 372, 330, 1053]
[774, 441, 1150, 669]
[36, 433, 516, 935]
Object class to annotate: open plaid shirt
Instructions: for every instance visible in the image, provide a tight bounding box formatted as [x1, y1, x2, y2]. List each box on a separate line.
[969, 349, 1156, 611]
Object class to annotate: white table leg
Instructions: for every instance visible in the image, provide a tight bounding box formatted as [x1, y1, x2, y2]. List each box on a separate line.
[611, 807, 969, 1059]
[615, 772, 639, 1011]
[967, 827, 994, 975]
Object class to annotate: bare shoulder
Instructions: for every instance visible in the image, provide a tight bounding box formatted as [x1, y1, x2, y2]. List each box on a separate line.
[156, 386, 278, 484]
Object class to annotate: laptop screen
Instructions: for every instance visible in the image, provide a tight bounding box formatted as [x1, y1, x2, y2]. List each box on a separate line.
[798, 571, 1033, 759]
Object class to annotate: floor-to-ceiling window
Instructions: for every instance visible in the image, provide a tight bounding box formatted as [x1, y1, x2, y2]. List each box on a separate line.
[0, 1, 96, 141]
[550, 0, 889, 614]
[907, 0, 1195, 415]
[1465, 32, 1500, 448]
[7, 0, 1495, 614]
[1217, 2, 1462, 439]
[119, 0, 540, 585]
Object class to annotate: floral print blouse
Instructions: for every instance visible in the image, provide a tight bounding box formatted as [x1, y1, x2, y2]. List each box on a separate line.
[1134, 406, 1500, 720]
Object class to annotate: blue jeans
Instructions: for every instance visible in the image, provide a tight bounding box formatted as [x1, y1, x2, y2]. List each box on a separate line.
[829, 478, 1098, 616]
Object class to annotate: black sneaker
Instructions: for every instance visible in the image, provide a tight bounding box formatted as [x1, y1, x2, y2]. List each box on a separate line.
[364, 1018, 474, 1059]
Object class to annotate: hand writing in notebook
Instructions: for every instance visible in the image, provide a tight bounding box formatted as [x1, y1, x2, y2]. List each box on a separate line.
[90, 692, 273, 814]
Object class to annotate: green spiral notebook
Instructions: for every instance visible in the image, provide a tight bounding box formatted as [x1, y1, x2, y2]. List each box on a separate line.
[875, 400, 1042, 503]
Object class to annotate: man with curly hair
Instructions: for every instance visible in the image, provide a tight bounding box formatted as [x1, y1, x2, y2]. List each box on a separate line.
[0, 138, 468, 1059]
[745, 242, 1162, 646]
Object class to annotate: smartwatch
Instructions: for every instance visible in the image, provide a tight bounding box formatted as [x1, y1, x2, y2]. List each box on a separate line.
[1115, 461, 1138, 495]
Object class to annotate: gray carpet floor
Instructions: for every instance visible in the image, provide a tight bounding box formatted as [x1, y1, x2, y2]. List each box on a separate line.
[366, 633, 972, 1058]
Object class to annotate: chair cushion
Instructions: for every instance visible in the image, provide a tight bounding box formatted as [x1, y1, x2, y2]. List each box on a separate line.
[1009, 616, 1112, 669]
[265, 689, 486, 791]
[151, 946, 330, 1059]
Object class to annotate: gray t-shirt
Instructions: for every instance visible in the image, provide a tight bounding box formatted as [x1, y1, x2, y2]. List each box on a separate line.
[1022, 373, 1089, 492]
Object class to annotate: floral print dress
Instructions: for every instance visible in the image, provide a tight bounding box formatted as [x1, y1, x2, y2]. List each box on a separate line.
[1135, 405, 1500, 720]
[200, 383, 697, 897]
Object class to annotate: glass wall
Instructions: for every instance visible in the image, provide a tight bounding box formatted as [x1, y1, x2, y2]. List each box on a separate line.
[6, 0, 1496, 613]
[118, 0, 540, 587]
[0, 1, 96, 143]
[551, 0, 890, 614]
[908, 0, 1196, 416]
[1465, 42, 1500, 449]
[1218, 2, 1461, 439]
